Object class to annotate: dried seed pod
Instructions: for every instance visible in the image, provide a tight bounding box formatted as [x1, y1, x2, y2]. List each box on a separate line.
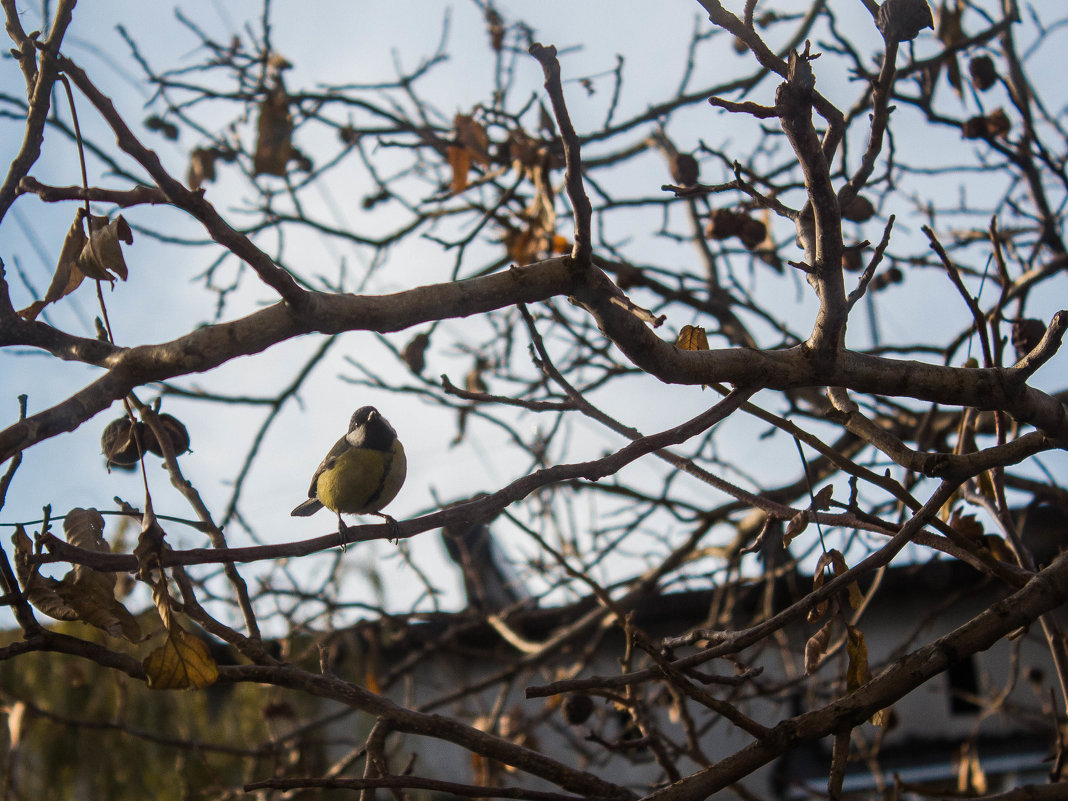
[101, 417, 143, 470]
[841, 194, 876, 223]
[670, 153, 699, 187]
[143, 414, 191, 457]
[1012, 318, 1046, 359]
[706, 209, 762, 246]
[842, 248, 864, 273]
[870, 265, 904, 291]
[402, 332, 431, 374]
[963, 108, 1011, 139]
[968, 55, 997, 91]
[739, 217, 768, 250]
[562, 693, 594, 725]
[876, 0, 934, 43]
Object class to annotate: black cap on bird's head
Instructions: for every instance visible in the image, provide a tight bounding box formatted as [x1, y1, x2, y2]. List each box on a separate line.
[347, 406, 397, 450]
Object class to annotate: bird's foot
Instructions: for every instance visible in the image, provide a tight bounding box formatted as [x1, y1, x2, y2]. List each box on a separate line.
[376, 513, 401, 543]
[336, 517, 350, 551]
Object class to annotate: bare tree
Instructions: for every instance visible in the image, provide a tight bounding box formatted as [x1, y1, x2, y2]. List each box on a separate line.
[2, 0, 1067, 799]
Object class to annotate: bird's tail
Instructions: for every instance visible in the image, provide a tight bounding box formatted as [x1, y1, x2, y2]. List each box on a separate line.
[290, 498, 324, 517]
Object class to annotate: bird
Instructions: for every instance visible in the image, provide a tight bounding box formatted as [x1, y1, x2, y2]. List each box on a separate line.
[290, 406, 406, 546]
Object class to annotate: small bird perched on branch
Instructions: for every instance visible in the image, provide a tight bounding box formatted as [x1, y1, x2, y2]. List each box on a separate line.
[291, 406, 406, 545]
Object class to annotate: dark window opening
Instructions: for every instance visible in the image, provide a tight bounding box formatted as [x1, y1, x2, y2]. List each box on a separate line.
[948, 656, 981, 714]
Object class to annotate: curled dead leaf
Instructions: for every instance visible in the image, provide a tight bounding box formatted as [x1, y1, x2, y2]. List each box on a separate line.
[402, 332, 430, 374]
[18, 209, 88, 320]
[187, 147, 218, 190]
[253, 83, 294, 176]
[805, 620, 832, 674]
[78, 214, 133, 282]
[454, 113, 490, 166]
[12, 512, 142, 641]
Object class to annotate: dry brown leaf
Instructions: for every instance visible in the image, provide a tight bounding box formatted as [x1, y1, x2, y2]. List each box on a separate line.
[783, 509, 808, 548]
[78, 214, 132, 282]
[811, 485, 834, 511]
[948, 509, 985, 542]
[402, 332, 430, 374]
[253, 83, 293, 176]
[805, 620, 832, 674]
[18, 209, 89, 320]
[187, 147, 218, 190]
[936, 1, 964, 93]
[454, 113, 490, 166]
[12, 512, 142, 641]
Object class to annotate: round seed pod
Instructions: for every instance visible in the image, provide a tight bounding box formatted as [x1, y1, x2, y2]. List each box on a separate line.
[841, 194, 876, 223]
[101, 417, 142, 470]
[143, 414, 191, 456]
[968, 56, 997, 91]
[739, 217, 768, 250]
[561, 693, 594, 726]
[876, 0, 934, 43]
[842, 248, 864, 273]
[670, 153, 699, 187]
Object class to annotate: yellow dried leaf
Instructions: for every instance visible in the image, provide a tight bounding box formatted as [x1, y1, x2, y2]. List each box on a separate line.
[824, 549, 864, 609]
[253, 84, 293, 176]
[957, 743, 988, 794]
[675, 325, 709, 351]
[870, 707, 892, 727]
[976, 469, 997, 501]
[504, 226, 538, 264]
[550, 234, 571, 254]
[78, 214, 132, 282]
[846, 624, 871, 691]
[448, 144, 472, 193]
[143, 624, 219, 689]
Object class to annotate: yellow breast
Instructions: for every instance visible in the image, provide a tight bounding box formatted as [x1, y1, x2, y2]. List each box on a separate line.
[315, 440, 406, 515]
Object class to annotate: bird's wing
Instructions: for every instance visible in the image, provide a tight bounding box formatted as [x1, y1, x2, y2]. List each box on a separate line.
[306, 434, 351, 498]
